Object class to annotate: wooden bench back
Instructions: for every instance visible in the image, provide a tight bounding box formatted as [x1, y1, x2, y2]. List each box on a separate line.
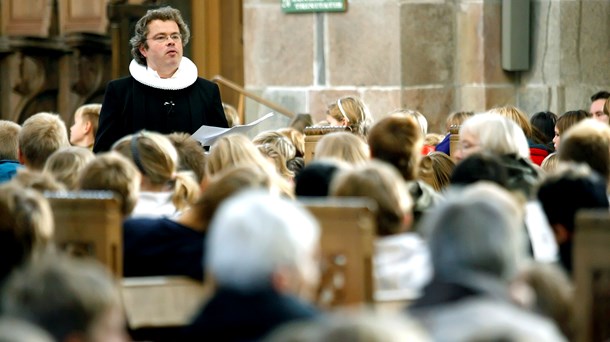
[574, 209, 610, 342]
[303, 126, 351, 164]
[45, 191, 123, 277]
[449, 124, 460, 161]
[301, 197, 376, 308]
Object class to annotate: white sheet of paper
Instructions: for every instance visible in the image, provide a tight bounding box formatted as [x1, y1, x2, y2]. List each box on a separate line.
[192, 112, 275, 146]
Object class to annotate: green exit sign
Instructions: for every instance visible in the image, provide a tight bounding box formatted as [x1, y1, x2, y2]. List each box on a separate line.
[282, 0, 347, 13]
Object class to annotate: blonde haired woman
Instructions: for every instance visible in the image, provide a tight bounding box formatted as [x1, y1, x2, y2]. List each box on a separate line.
[314, 131, 369, 166]
[205, 134, 293, 197]
[112, 130, 200, 218]
[326, 96, 373, 138]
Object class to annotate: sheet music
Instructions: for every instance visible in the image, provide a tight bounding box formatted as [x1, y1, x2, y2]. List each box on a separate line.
[192, 112, 274, 146]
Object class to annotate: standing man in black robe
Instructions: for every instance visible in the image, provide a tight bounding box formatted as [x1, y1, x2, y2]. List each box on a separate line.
[93, 6, 228, 153]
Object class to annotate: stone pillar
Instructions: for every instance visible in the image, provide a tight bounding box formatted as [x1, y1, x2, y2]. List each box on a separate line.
[518, 0, 610, 115]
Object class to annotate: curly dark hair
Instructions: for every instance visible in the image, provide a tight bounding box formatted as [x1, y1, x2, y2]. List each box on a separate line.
[130, 6, 191, 66]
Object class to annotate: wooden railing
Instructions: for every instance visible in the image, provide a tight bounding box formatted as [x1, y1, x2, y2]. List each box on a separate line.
[212, 75, 296, 121]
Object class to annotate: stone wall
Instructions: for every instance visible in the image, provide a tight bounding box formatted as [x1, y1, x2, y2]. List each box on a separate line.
[243, 0, 610, 134]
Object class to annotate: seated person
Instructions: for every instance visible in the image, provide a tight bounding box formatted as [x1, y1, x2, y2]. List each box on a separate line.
[409, 183, 565, 341]
[18, 112, 70, 171]
[537, 162, 609, 275]
[112, 130, 200, 218]
[0, 182, 54, 286]
[0, 120, 23, 183]
[1, 254, 128, 342]
[330, 160, 431, 300]
[43, 146, 95, 190]
[123, 165, 273, 280]
[77, 152, 141, 218]
[69, 104, 101, 149]
[183, 190, 321, 341]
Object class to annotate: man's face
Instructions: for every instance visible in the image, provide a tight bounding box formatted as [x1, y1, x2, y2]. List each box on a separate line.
[590, 99, 609, 124]
[139, 20, 183, 78]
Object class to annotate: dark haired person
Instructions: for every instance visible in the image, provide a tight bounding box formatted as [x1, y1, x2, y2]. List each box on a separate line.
[94, 6, 228, 153]
[589, 90, 609, 124]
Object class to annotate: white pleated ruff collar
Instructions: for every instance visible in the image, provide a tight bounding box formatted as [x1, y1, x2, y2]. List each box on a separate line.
[129, 57, 198, 90]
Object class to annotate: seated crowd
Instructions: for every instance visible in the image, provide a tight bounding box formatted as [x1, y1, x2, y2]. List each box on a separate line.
[0, 91, 609, 341]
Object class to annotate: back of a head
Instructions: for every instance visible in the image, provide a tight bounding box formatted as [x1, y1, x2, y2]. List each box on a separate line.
[530, 111, 557, 143]
[294, 159, 347, 197]
[2, 255, 122, 342]
[266, 311, 430, 342]
[368, 115, 423, 181]
[19, 112, 70, 170]
[558, 118, 610, 183]
[451, 152, 509, 188]
[421, 183, 524, 282]
[0, 318, 54, 342]
[207, 190, 320, 292]
[418, 152, 456, 192]
[112, 130, 178, 185]
[43, 146, 95, 190]
[253, 131, 297, 161]
[78, 152, 141, 216]
[10, 169, 65, 192]
[537, 162, 609, 232]
[195, 165, 273, 230]
[166, 132, 207, 183]
[327, 96, 372, 137]
[277, 127, 305, 158]
[0, 120, 21, 161]
[0, 182, 54, 285]
[445, 111, 474, 132]
[460, 113, 530, 159]
[488, 105, 533, 138]
[330, 160, 413, 236]
[556, 110, 591, 136]
[314, 132, 369, 166]
[390, 109, 428, 137]
[206, 134, 274, 178]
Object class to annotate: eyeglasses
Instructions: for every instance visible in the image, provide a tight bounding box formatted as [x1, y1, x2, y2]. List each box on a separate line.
[337, 98, 351, 123]
[148, 33, 182, 43]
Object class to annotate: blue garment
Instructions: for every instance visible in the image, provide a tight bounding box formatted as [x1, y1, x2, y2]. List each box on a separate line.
[123, 217, 205, 280]
[0, 160, 22, 183]
[436, 134, 451, 155]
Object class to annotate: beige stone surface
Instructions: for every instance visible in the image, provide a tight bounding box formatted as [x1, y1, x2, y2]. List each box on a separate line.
[243, 4, 315, 87]
[578, 0, 610, 86]
[458, 85, 516, 113]
[402, 87, 455, 134]
[400, 2, 455, 86]
[361, 88, 402, 122]
[325, 0, 401, 86]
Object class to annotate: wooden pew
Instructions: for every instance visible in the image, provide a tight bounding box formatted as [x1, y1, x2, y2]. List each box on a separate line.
[45, 190, 123, 277]
[45, 191, 207, 337]
[573, 209, 610, 342]
[449, 124, 460, 162]
[301, 197, 377, 309]
[303, 126, 351, 164]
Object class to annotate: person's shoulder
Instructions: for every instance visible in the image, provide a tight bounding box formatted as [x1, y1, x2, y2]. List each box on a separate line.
[194, 77, 218, 88]
[107, 75, 134, 90]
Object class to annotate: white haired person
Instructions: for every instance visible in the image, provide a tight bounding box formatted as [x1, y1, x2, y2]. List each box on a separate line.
[183, 190, 321, 341]
[408, 183, 565, 341]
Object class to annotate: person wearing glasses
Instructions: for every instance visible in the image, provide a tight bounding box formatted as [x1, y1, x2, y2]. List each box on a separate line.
[93, 6, 228, 153]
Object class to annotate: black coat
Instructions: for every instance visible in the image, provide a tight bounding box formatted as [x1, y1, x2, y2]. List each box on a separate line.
[93, 76, 228, 153]
[183, 286, 319, 341]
